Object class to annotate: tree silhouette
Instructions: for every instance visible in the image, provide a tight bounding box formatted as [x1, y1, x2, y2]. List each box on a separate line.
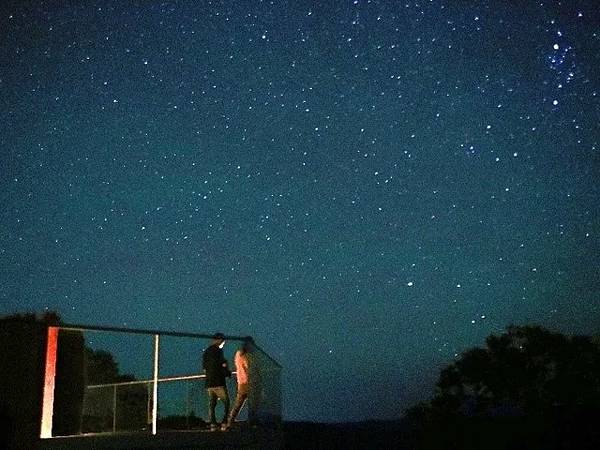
[405, 325, 600, 450]
[83, 345, 149, 432]
[85, 348, 120, 384]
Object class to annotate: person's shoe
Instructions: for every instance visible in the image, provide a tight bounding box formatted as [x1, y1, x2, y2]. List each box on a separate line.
[209, 424, 218, 432]
[221, 423, 230, 431]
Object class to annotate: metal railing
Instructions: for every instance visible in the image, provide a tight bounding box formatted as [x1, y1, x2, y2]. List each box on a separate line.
[85, 373, 214, 434]
[40, 323, 281, 439]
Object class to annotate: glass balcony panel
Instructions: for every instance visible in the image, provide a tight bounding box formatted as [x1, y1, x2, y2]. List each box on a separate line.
[44, 327, 280, 438]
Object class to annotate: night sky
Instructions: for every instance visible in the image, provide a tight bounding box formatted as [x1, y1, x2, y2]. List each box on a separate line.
[1, 1, 599, 422]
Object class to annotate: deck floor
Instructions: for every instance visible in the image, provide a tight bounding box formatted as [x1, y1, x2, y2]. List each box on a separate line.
[39, 424, 283, 450]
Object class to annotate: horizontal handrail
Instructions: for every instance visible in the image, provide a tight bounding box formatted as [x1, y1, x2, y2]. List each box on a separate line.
[86, 372, 239, 389]
[58, 322, 250, 342]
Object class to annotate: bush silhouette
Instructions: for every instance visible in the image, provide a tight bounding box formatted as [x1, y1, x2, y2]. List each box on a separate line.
[405, 325, 600, 450]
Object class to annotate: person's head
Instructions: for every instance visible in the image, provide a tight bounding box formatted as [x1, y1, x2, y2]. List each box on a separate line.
[212, 332, 225, 348]
[240, 336, 254, 354]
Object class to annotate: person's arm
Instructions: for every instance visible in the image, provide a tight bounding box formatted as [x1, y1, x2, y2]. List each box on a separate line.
[220, 350, 231, 376]
[220, 349, 227, 368]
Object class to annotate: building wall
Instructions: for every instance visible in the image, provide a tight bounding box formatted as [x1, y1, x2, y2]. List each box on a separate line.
[0, 319, 47, 450]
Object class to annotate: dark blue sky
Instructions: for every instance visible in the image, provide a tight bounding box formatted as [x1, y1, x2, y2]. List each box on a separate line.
[1, 0, 599, 422]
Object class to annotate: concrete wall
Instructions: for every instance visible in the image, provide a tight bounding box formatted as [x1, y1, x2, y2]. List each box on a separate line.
[0, 319, 47, 450]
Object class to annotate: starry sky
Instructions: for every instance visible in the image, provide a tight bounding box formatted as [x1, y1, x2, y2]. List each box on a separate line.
[1, 1, 599, 422]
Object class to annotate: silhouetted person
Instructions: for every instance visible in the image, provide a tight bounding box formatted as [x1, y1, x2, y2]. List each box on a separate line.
[202, 333, 230, 431]
[227, 338, 253, 427]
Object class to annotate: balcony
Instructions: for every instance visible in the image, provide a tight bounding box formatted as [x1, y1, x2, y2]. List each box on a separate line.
[0, 319, 282, 450]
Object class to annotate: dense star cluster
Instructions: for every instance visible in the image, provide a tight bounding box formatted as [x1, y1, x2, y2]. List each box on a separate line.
[1, 1, 599, 421]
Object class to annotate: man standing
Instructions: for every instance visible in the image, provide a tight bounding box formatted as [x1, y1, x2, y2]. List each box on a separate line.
[202, 333, 230, 431]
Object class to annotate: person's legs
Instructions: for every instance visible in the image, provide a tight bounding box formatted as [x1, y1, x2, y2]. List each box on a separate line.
[209, 386, 229, 429]
[207, 388, 218, 427]
[228, 383, 248, 425]
[215, 386, 230, 423]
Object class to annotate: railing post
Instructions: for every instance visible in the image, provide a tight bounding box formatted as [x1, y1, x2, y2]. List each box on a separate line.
[112, 384, 117, 433]
[152, 334, 160, 435]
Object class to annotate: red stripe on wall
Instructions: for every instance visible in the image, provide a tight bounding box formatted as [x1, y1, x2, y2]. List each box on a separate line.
[40, 326, 58, 438]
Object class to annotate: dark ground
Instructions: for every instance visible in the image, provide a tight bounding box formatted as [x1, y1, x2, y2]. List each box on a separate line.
[283, 421, 410, 450]
[31, 421, 407, 450]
